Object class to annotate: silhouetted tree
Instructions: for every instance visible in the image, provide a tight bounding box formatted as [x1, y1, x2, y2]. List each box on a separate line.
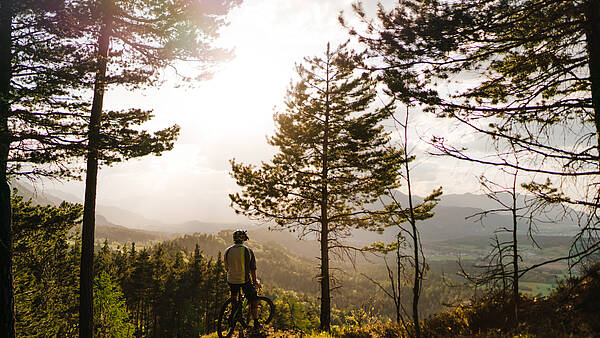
[230, 42, 403, 331]
[70, 0, 241, 334]
[459, 143, 548, 328]
[364, 106, 442, 337]
[347, 0, 600, 281]
[0, 2, 89, 333]
[459, 174, 529, 327]
[0, 0, 237, 333]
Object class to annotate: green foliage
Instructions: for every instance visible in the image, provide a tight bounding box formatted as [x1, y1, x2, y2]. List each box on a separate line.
[355, 0, 594, 126]
[336, 322, 404, 338]
[365, 187, 442, 328]
[3, 0, 190, 177]
[344, 306, 379, 327]
[269, 289, 320, 331]
[10, 192, 476, 336]
[230, 42, 404, 329]
[388, 188, 443, 224]
[94, 241, 231, 336]
[97, 109, 180, 165]
[2, 0, 239, 329]
[229, 41, 403, 235]
[93, 271, 134, 337]
[350, 0, 600, 278]
[162, 231, 322, 300]
[5, 0, 242, 177]
[12, 192, 82, 336]
[22, 194, 600, 337]
[422, 263, 600, 337]
[161, 231, 475, 329]
[11, 195, 231, 337]
[6, 1, 92, 179]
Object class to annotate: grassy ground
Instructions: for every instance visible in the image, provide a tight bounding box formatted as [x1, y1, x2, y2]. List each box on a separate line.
[201, 328, 331, 338]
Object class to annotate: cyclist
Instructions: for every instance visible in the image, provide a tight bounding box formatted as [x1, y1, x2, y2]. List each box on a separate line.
[224, 230, 262, 331]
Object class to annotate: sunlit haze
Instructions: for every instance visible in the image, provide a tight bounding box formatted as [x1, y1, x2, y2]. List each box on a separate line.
[40, 0, 491, 226]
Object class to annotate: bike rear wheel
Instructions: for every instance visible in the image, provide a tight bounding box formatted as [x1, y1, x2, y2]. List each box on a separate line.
[217, 298, 238, 338]
[243, 296, 275, 326]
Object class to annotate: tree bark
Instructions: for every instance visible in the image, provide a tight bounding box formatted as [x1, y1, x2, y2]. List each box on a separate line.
[511, 174, 519, 328]
[319, 212, 330, 332]
[319, 42, 331, 332]
[79, 1, 113, 336]
[404, 107, 421, 338]
[0, 0, 14, 336]
[586, 0, 600, 154]
[396, 233, 402, 324]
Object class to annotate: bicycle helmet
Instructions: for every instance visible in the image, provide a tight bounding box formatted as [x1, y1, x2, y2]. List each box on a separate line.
[233, 229, 249, 243]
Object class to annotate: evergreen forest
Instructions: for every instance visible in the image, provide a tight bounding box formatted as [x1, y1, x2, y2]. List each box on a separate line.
[2, 0, 600, 337]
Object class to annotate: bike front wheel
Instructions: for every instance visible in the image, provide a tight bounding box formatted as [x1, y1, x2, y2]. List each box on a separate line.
[217, 298, 238, 338]
[244, 296, 275, 326]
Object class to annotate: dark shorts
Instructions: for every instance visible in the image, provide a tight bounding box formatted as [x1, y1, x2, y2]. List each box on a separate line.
[228, 281, 258, 302]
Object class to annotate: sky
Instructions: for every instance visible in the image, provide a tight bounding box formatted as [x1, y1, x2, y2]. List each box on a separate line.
[41, 0, 498, 225]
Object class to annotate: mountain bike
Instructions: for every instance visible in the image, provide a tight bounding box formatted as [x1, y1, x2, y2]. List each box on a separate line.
[217, 286, 275, 338]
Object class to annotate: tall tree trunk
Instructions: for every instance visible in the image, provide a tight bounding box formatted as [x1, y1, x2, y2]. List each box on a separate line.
[404, 108, 421, 338]
[511, 174, 519, 328]
[319, 42, 331, 332]
[396, 232, 402, 324]
[319, 214, 330, 331]
[0, 0, 14, 336]
[79, 1, 113, 336]
[586, 0, 600, 155]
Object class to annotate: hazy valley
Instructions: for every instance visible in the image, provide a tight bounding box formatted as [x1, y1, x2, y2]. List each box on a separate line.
[12, 179, 575, 300]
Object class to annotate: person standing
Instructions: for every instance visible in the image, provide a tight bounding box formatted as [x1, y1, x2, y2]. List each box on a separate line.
[224, 230, 262, 331]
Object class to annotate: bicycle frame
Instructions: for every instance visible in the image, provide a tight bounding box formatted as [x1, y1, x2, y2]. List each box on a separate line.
[230, 294, 250, 329]
[217, 287, 274, 338]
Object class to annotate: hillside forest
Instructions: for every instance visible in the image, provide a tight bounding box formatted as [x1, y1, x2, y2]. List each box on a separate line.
[3, 0, 600, 337]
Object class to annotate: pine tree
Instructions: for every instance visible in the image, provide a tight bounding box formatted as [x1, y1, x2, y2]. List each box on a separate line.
[11, 193, 82, 336]
[363, 104, 442, 335]
[230, 42, 403, 331]
[0, 0, 235, 332]
[93, 271, 134, 338]
[72, 0, 238, 332]
[0, 2, 87, 332]
[348, 0, 600, 278]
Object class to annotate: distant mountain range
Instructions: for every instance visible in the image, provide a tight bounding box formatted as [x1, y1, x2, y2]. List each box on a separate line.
[10, 180, 580, 245]
[355, 191, 580, 244]
[10, 180, 246, 234]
